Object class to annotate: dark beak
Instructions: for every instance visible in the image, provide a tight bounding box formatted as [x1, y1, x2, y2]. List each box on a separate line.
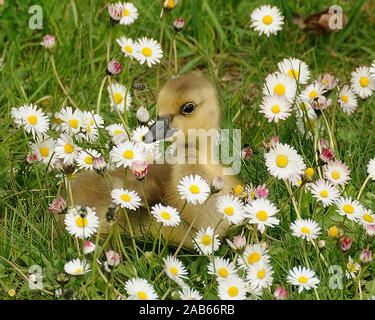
[143, 116, 178, 144]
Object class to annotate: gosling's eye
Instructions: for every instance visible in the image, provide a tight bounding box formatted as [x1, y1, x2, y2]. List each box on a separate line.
[181, 102, 196, 115]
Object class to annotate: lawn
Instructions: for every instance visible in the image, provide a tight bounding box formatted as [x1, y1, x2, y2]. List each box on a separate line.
[0, 0, 375, 300]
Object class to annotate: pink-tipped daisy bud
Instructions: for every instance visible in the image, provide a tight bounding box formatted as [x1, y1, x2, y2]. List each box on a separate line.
[48, 196, 67, 214]
[317, 73, 339, 91]
[93, 157, 106, 171]
[241, 146, 253, 160]
[340, 236, 352, 251]
[226, 234, 246, 252]
[312, 96, 332, 111]
[40, 34, 56, 49]
[211, 176, 225, 193]
[318, 240, 326, 248]
[274, 286, 288, 300]
[131, 160, 149, 180]
[106, 60, 123, 75]
[108, 3, 124, 24]
[26, 153, 39, 164]
[173, 17, 184, 32]
[319, 139, 329, 149]
[359, 249, 372, 264]
[255, 184, 269, 199]
[320, 148, 335, 162]
[136, 106, 150, 123]
[269, 135, 280, 148]
[83, 241, 96, 254]
[106, 250, 120, 267]
[366, 224, 375, 237]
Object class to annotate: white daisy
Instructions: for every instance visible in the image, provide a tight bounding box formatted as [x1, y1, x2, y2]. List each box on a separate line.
[250, 5, 284, 37]
[64, 258, 90, 275]
[290, 219, 321, 241]
[299, 81, 326, 102]
[338, 85, 358, 115]
[177, 174, 210, 205]
[106, 123, 129, 145]
[55, 133, 81, 165]
[263, 72, 297, 102]
[218, 275, 248, 300]
[116, 36, 139, 59]
[131, 125, 159, 156]
[163, 255, 188, 282]
[111, 188, 141, 211]
[30, 136, 56, 165]
[245, 198, 280, 233]
[346, 257, 361, 279]
[64, 206, 99, 239]
[81, 111, 104, 142]
[309, 179, 340, 208]
[247, 262, 274, 290]
[367, 158, 375, 180]
[323, 160, 351, 186]
[151, 203, 180, 227]
[193, 226, 220, 255]
[335, 197, 362, 222]
[264, 143, 306, 182]
[11, 104, 49, 139]
[238, 243, 270, 270]
[350, 66, 375, 99]
[125, 278, 158, 300]
[119, 2, 138, 25]
[207, 257, 238, 281]
[259, 94, 292, 123]
[178, 287, 202, 300]
[56, 106, 84, 138]
[76, 149, 101, 171]
[136, 37, 163, 68]
[277, 57, 310, 84]
[109, 141, 145, 168]
[358, 208, 375, 227]
[216, 194, 246, 225]
[108, 83, 132, 114]
[370, 60, 375, 80]
[286, 266, 320, 293]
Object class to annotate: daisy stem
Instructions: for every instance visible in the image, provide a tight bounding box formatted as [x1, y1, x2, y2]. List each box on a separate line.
[167, 32, 176, 77]
[173, 34, 178, 74]
[66, 174, 75, 207]
[313, 287, 320, 300]
[106, 28, 112, 63]
[148, 223, 163, 281]
[321, 111, 335, 152]
[140, 181, 151, 216]
[284, 181, 302, 219]
[96, 76, 107, 115]
[49, 54, 79, 109]
[302, 241, 310, 268]
[357, 175, 370, 200]
[310, 239, 328, 268]
[156, 13, 167, 90]
[123, 207, 138, 259]
[314, 121, 323, 179]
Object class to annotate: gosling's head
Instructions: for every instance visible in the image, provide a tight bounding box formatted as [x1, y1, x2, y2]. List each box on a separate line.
[144, 74, 221, 143]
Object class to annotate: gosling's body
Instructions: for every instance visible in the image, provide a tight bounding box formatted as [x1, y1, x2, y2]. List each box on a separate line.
[67, 74, 243, 248]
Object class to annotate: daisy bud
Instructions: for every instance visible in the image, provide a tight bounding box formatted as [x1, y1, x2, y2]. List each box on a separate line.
[319, 139, 329, 149]
[48, 195, 67, 214]
[211, 176, 225, 193]
[40, 34, 56, 49]
[274, 286, 288, 300]
[108, 3, 124, 25]
[328, 225, 340, 239]
[106, 250, 120, 267]
[311, 96, 332, 111]
[241, 146, 253, 160]
[304, 167, 314, 179]
[340, 236, 352, 251]
[83, 241, 96, 254]
[320, 148, 335, 162]
[317, 73, 339, 91]
[131, 160, 149, 180]
[234, 184, 244, 196]
[136, 106, 150, 123]
[106, 60, 123, 76]
[366, 224, 375, 237]
[26, 153, 39, 164]
[359, 249, 372, 264]
[93, 157, 107, 171]
[173, 17, 185, 32]
[254, 184, 269, 199]
[269, 135, 280, 149]
[318, 240, 326, 248]
[226, 234, 246, 252]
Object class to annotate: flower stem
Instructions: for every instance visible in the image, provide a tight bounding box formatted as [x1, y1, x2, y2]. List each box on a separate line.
[357, 175, 370, 200]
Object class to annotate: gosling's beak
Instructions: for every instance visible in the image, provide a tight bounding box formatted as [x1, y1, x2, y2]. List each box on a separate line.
[143, 116, 178, 144]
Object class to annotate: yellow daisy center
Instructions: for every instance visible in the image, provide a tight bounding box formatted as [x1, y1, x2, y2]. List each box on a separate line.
[114, 130, 123, 135]
[39, 147, 49, 157]
[224, 207, 234, 216]
[142, 47, 153, 57]
[341, 95, 348, 103]
[69, 119, 79, 129]
[201, 235, 212, 246]
[124, 45, 133, 54]
[360, 77, 369, 87]
[320, 190, 328, 198]
[363, 214, 374, 223]
[75, 268, 84, 274]
[54, 117, 63, 124]
[114, 93, 123, 105]
[165, 0, 175, 8]
[301, 227, 310, 234]
[343, 204, 354, 214]
[121, 194, 131, 202]
[84, 156, 93, 165]
[276, 155, 288, 168]
[298, 276, 308, 283]
[274, 83, 285, 96]
[234, 185, 243, 195]
[170, 267, 178, 275]
[64, 143, 74, 154]
[218, 268, 228, 277]
[271, 105, 280, 114]
[257, 270, 265, 279]
[256, 210, 268, 221]
[189, 185, 200, 194]
[123, 150, 134, 159]
[248, 253, 260, 264]
[262, 15, 273, 25]
[331, 171, 340, 180]
[161, 211, 171, 220]
[137, 291, 147, 300]
[76, 217, 88, 228]
[287, 69, 299, 79]
[348, 264, 356, 273]
[28, 115, 37, 125]
[309, 90, 318, 98]
[123, 8, 130, 16]
[227, 286, 238, 297]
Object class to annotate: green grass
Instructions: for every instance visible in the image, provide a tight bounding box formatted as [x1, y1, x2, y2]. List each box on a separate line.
[1, 0, 375, 300]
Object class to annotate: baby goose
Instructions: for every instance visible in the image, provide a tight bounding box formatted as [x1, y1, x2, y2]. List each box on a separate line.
[68, 74, 243, 249]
